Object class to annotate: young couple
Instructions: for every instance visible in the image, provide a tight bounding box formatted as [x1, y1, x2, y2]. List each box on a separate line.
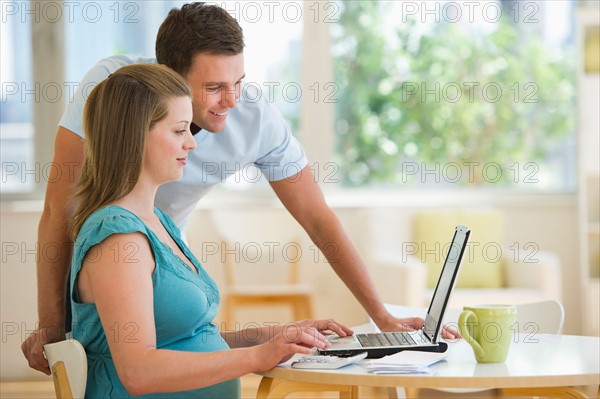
[22, 3, 458, 396]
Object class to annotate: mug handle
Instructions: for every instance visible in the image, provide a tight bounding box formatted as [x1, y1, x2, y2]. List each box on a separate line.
[459, 310, 485, 359]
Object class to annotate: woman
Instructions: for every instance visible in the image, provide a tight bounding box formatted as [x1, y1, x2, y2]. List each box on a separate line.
[69, 63, 352, 398]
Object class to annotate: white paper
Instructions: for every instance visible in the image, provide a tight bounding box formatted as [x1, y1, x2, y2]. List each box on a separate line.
[362, 351, 447, 374]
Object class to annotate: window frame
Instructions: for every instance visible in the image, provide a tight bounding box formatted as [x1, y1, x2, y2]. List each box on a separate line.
[1, 2, 64, 201]
[1, 0, 579, 202]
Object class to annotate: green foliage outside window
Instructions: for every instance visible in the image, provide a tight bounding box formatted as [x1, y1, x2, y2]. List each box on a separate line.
[333, 1, 575, 187]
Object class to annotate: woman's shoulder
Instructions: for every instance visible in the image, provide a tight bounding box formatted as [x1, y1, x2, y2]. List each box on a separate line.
[154, 207, 179, 233]
[75, 206, 149, 248]
[71, 206, 158, 278]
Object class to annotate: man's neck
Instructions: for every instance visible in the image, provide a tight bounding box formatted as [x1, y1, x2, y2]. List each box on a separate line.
[191, 122, 202, 135]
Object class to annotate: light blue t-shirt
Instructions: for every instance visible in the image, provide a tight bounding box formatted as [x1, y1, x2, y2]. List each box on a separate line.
[60, 55, 308, 228]
[70, 206, 241, 398]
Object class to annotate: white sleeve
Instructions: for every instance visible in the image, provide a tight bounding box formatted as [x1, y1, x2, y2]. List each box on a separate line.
[58, 61, 114, 138]
[254, 100, 308, 181]
[59, 56, 155, 137]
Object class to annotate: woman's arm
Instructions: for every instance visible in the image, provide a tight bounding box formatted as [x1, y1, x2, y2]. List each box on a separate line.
[222, 319, 354, 349]
[79, 232, 330, 396]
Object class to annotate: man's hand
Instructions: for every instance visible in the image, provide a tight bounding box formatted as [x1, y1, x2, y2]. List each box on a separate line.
[21, 326, 65, 375]
[377, 316, 461, 340]
[24, 128, 83, 374]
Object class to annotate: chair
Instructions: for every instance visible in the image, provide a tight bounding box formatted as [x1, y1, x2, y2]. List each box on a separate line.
[514, 299, 564, 334]
[199, 208, 314, 330]
[372, 209, 562, 309]
[43, 339, 87, 399]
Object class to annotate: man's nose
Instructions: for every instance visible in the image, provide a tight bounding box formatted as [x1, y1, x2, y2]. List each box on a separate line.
[220, 89, 238, 108]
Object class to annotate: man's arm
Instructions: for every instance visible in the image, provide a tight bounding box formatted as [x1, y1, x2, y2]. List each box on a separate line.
[270, 165, 459, 339]
[21, 127, 84, 374]
[269, 165, 400, 329]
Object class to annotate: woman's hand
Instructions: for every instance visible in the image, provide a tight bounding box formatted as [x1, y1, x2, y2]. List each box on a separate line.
[293, 318, 354, 338]
[250, 319, 352, 372]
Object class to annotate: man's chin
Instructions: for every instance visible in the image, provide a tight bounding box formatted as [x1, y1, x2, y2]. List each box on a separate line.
[198, 120, 227, 133]
[207, 124, 227, 133]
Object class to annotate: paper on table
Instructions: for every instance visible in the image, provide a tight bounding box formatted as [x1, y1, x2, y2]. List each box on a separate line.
[362, 351, 448, 375]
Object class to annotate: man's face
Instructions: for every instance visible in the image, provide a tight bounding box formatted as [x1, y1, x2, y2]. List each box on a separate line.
[184, 52, 245, 133]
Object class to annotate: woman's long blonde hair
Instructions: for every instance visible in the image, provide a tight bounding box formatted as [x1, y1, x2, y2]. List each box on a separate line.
[70, 63, 192, 240]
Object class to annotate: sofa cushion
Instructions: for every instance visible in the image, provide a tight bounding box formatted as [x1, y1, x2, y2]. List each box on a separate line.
[414, 209, 505, 289]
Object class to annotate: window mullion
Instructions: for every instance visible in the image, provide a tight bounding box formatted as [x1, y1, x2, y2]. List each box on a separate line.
[300, 15, 335, 177]
[31, 0, 65, 199]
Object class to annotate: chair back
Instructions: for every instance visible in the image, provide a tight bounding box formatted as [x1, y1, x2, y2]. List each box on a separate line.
[414, 209, 506, 289]
[208, 208, 305, 287]
[44, 339, 87, 399]
[515, 300, 565, 334]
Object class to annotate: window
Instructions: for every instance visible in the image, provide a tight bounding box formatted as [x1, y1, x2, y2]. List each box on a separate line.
[235, 1, 303, 131]
[332, 0, 577, 191]
[212, 1, 304, 191]
[1, 1, 171, 197]
[64, 1, 179, 83]
[0, 1, 303, 197]
[1, 6, 34, 194]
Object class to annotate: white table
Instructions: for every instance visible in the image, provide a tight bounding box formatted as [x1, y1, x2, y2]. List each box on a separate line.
[255, 307, 600, 398]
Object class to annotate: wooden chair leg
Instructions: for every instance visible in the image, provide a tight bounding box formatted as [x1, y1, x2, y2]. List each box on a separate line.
[256, 377, 356, 399]
[404, 387, 420, 398]
[51, 361, 74, 399]
[339, 385, 359, 399]
[503, 386, 589, 398]
[302, 296, 313, 320]
[256, 377, 275, 399]
[292, 296, 312, 321]
[222, 297, 236, 331]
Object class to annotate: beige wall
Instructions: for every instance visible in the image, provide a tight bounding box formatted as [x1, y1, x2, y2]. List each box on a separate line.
[1, 210, 45, 381]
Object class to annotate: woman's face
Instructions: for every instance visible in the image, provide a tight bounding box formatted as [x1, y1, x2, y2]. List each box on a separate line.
[144, 96, 195, 185]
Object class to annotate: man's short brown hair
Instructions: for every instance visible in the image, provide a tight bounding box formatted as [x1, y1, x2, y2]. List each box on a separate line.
[156, 2, 245, 76]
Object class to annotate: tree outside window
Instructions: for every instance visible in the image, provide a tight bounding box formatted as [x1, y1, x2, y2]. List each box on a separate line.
[332, 0, 576, 190]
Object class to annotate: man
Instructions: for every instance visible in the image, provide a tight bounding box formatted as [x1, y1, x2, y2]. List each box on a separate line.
[23, 2, 456, 374]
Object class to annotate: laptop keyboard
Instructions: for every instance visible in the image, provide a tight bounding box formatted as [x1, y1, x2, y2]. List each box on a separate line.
[356, 332, 417, 347]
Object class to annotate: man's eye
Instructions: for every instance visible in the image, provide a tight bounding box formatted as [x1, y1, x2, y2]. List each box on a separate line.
[206, 86, 220, 93]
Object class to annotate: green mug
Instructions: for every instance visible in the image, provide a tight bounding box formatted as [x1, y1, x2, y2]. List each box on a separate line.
[458, 304, 517, 363]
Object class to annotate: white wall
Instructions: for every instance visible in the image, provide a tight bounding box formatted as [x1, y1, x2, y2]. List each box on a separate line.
[0, 194, 580, 381]
[1, 209, 48, 381]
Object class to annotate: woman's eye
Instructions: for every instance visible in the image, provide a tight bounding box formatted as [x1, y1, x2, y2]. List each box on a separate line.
[176, 129, 186, 135]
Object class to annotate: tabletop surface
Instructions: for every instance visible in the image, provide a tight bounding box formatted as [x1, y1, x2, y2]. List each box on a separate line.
[259, 333, 600, 389]
[257, 306, 600, 389]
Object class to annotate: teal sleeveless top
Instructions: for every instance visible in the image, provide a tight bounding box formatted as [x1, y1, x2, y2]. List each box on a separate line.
[70, 206, 241, 398]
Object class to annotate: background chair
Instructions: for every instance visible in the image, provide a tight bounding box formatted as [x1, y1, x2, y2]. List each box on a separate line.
[373, 209, 562, 309]
[193, 208, 314, 330]
[514, 299, 565, 334]
[43, 339, 87, 399]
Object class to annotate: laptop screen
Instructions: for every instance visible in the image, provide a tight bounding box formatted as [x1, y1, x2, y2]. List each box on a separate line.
[423, 225, 470, 342]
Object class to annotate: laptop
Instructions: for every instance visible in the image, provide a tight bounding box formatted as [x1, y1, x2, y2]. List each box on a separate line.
[318, 225, 471, 359]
